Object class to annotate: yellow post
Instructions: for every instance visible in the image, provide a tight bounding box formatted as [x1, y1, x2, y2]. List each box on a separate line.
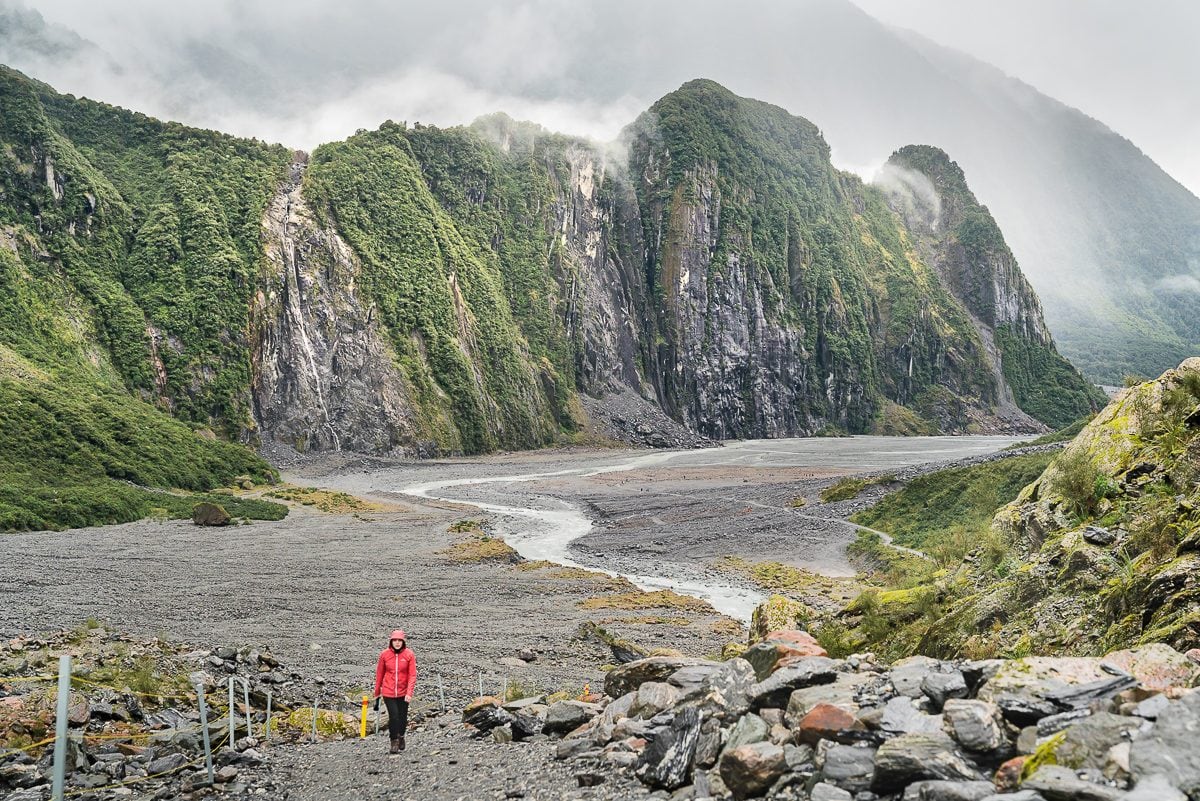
[360, 695, 369, 739]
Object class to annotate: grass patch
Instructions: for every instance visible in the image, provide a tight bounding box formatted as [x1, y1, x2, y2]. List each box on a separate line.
[819, 477, 868, 503]
[579, 590, 713, 613]
[717, 556, 858, 602]
[439, 533, 518, 563]
[850, 453, 1053, 552]
[266, 485, 381, 513]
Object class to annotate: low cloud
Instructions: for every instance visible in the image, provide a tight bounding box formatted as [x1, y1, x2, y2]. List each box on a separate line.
[872, 162, 943, 230]
[1153, 274, 1200, 295]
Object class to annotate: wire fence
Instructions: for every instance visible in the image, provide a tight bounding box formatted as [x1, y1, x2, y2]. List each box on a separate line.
[0, 656, 485, 800]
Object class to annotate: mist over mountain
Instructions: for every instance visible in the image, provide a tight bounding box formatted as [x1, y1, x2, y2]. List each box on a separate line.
[4, 0, 1198, 383]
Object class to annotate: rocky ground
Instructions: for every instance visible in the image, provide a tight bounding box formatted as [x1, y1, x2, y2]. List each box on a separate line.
[2, 436, 1036, 799]
[471, 628, 1200, 801]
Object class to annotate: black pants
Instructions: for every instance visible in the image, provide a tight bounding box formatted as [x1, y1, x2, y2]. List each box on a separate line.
[383, 697, 409, 740]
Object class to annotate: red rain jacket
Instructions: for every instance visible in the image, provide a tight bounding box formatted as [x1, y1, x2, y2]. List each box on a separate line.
[374, 646, 417, 698]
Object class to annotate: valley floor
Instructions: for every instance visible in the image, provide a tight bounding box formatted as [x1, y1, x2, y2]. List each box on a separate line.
[3, 435, 1024, 799]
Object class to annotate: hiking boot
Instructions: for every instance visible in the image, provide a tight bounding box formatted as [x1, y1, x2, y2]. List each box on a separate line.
[398, 735, 406, 751]
[389, 737, 400, 754]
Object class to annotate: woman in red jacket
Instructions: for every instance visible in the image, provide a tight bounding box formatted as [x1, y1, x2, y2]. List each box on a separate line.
[373, 629, 417, 753]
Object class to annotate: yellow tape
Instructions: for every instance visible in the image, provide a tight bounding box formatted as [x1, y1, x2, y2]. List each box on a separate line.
[69, 674, 198, 702]
[0, 735, 56, 757]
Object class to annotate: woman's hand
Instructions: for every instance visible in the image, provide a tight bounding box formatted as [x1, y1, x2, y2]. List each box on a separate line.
[404, 695, 412, 703]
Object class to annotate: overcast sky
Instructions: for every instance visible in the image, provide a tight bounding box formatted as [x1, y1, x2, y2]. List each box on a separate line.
[852, 0, 1200, 200]
[9, 0, 1200, 196]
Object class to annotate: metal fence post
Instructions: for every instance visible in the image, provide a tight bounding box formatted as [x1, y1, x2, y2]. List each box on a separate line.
[50, 654, 71, 801]
[241, 679, 251, 739]
[227, 677, 235, 746]
[437, 674, 446, 714]
[311, 697, 319, 742]
[477, 672, 483, 698]
[265, 688, 272, 741]
[195, 682, 214, 785]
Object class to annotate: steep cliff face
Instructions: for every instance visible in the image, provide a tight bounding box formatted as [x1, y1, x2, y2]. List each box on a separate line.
[0, 66, 1102, 476]
[625, 81, 1064, 436]
[252, 154, 424, 455]
[879, 145, 1105, 429]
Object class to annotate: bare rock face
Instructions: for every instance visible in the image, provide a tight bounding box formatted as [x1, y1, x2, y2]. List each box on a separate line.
[252, 154, 424, 456]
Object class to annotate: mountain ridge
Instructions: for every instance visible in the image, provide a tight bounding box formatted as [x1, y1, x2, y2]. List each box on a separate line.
[0, 66, 1102, 528]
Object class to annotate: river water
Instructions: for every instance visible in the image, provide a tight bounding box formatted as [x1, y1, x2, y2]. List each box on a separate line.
[400, 436, 1025, 621]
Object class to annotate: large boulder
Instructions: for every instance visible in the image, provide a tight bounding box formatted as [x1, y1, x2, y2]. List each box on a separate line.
[819, 744, 877, 793]
[1022, 764, 1125, 801]
[942, 699, 1005, 753]
[749, 596, 812, 643]
[1129, 690, 1200, 797]
[606, 657, 716, 698]
[543, 701, 601, 736]
[192, 502, 231, 526]
[630, 682, 680, 720]
[636, 707, 703, 790]
[743, 630, 827, 679]
[1101, 644, 1200, 693]
[795, 703, 864, 746]
[674, 658, 757, 722]
[719, 741, 788, 800]
[1057, 712, 1144, 771]
[872, 732, 983, 792]
[747, 657, 838, 709]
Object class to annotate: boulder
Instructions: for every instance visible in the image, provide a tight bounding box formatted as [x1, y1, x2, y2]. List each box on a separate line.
[718, 742, 788, 800]
[465, 704, 513, 734]
[747, 657, 838, 709]
[1056, 712, 1143, 771]
[890, 656, 944, 698]
[879, 696, 944, 735]
[796, 703, 864, 746]
[811, 782, 853, 801]
[942, 699, 1005, 753]
[784, 672, 871, 727]
[1021, 765, 1125, 801]
[636, 707, 703, 790]
[1102, 643, 1200, 693]
[872, 732, 983, 792]
[922, 670, 969, 710]
[1128, 690, 1200, 797]
[749, 596, 811, 643]
[510, 710, 544, 740]
[723, 713, 769, 751]
[743, 631, 827, 679]
[901, 780, 997, 800]
[192, 502, 231, 526]
[631, 682, 680, 720]
[820, 744, 876, 793]
[606, 657, 716, 698]
[1083, 526, 1116, 546]
[675, 658, 757, 722]
[543, 701, 600, 735]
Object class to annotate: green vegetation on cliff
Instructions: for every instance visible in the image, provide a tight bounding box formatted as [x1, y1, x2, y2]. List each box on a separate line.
[306, 122, 560, 453]
[850, 452, 1054, 552]
[836, 360, 1200, 660]
[0, 66, 283, 530]
[628, 80, 1007, 434]
[884, 145, 1103, 429]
